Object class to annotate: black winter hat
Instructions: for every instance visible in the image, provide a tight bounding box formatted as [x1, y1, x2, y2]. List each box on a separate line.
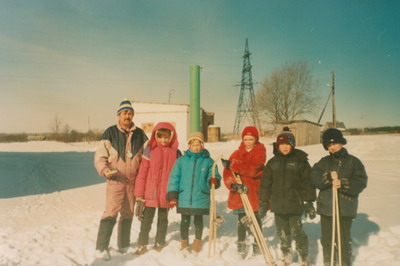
[322, 128, 347, 150]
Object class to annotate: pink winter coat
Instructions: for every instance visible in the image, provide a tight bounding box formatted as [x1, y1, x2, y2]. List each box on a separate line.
[134, 122, 179, 208]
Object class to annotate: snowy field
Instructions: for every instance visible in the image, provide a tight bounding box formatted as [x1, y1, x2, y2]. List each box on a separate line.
[0, 134, 399, 266]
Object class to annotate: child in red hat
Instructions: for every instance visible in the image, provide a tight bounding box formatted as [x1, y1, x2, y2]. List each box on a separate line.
[223, 126, 266, 257]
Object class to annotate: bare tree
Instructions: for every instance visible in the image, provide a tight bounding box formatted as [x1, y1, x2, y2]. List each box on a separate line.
[256, 62, 319, 126]
[49, 114, 63, 139]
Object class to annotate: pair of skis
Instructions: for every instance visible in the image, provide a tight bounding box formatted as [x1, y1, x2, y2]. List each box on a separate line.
[208, 156, 275, 265]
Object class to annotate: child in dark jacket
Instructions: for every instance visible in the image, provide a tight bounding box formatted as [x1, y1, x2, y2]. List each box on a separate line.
[259, 127, 316, 266]
[311, 128, 367, 266]
[223, 126, 266, 257]
[133, 122, 180, 255]
[167, 132, 221, 253]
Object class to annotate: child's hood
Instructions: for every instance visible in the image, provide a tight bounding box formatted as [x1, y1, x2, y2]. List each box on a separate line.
[149, 122, 178, 150]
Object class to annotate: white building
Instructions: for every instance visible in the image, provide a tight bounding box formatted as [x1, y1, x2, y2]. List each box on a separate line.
[132, 101, 215, 149]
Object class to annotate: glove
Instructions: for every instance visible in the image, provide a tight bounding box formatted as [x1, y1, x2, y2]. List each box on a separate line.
[104, 168, 118, 178]
[209, 177, 219, 186]
[169, 199, 177, 209]
[323, 172, 333, 185]
[304, 201, 316, 219]
[259, 201, 269, 218]
[135, 198, 145, 221]
[339, 177, 350, 191]
[221, 158, 231, 169]
[230, 183, 248, 194]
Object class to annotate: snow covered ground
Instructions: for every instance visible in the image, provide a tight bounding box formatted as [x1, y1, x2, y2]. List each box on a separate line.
[0, 135, 399, 265]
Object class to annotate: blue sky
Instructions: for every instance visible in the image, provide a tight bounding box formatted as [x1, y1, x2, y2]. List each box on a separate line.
[0, 0, 399, 134]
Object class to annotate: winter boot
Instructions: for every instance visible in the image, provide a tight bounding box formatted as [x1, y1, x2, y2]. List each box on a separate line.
[135, 245, 148, 255]
[252, 243, 261, 256]
[191, 239, 203, 253]
[237, 241, 247, 258]
[299, 253, 310, 266]
[180, 239, 189, 251]
[118, 218, 133, 251]
[96, 217, 116, 252]
[94, 249, 111, 261]
[154, 242, 166, 252]
[279, 250, 293, 265]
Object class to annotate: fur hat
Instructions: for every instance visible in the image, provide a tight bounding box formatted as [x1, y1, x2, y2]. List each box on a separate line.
[276, 126, 296, 148]
[322, 128, 347, 150]
[188, 131, 205, 144]
[241, 126, 259, 141]
[117, 98, 134, 115]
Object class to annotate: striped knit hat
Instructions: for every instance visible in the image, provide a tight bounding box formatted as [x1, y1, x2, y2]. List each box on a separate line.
[117, 98, 134, 115]
[276, 126, 296, 148]
[188, 131, 205, 144]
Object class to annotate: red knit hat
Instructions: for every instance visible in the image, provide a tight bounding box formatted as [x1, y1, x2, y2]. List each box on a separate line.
[241, 126, 259, 141]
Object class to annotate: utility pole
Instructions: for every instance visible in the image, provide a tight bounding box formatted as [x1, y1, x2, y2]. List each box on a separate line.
[331, 71, 336, 128]
[233, 38, 261, 135]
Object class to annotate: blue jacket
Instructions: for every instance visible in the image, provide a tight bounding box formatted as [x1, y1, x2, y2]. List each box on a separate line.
[167, 149, 221, 215]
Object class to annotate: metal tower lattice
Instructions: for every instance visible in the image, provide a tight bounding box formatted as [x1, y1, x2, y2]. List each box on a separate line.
[233, 38, 261, 135]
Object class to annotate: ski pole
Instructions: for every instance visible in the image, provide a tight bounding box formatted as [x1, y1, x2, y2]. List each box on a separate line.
[331, 186, 336, 266]
[335, 186, 342, 266]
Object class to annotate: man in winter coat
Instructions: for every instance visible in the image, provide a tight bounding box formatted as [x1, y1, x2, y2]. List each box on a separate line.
[311, 128, 368, 266]
[259, 127, 316, 265]
[93, 99, 148, 260]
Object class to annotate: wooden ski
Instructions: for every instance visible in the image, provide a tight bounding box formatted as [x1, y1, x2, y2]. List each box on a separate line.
[223, 158, 275, 265]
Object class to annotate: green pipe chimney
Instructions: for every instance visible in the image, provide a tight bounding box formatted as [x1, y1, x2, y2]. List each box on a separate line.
[190, 65, 201, 133]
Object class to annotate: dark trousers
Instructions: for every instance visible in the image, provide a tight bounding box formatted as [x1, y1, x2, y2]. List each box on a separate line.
[237, 212, 262, 242]
[320, 215, 353, 266]
[275, 213, 308, 258]
[180, 214, 203, 240]
[137, 207, 168, 246]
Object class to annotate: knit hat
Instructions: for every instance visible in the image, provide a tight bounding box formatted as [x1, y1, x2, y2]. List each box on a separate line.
[276, 126, 296, 148]
[117, 98, 134, 115]
[241, 126, 259, 141]
[322, 128, 347, 150]
[188, 131, 205, 144]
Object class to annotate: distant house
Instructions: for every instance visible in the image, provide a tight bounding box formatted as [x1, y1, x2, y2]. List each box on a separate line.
[323, 122, 346, 131]
[275, 120, 322, 146]
[132, 101, 215, 146]
[27, 135, 46, 141]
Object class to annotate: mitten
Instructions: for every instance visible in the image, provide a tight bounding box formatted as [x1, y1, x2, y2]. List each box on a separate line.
[230, 183, 248, 194]
[169, 199, 178, 208]
[135, 198, 145, 221]
[259, 201, 269, 218]
[340, 177, 351, 192]
[104, 168, 118, 178]
[323, 172, 333, 185]
[304, 201, 316, 219]
[221, 158, 231, 169]
[209, 177, 219, 186]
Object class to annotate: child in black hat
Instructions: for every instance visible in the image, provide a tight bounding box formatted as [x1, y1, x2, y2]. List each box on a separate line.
[311, 128, 368, 266]
[259, 127, 316, 265]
